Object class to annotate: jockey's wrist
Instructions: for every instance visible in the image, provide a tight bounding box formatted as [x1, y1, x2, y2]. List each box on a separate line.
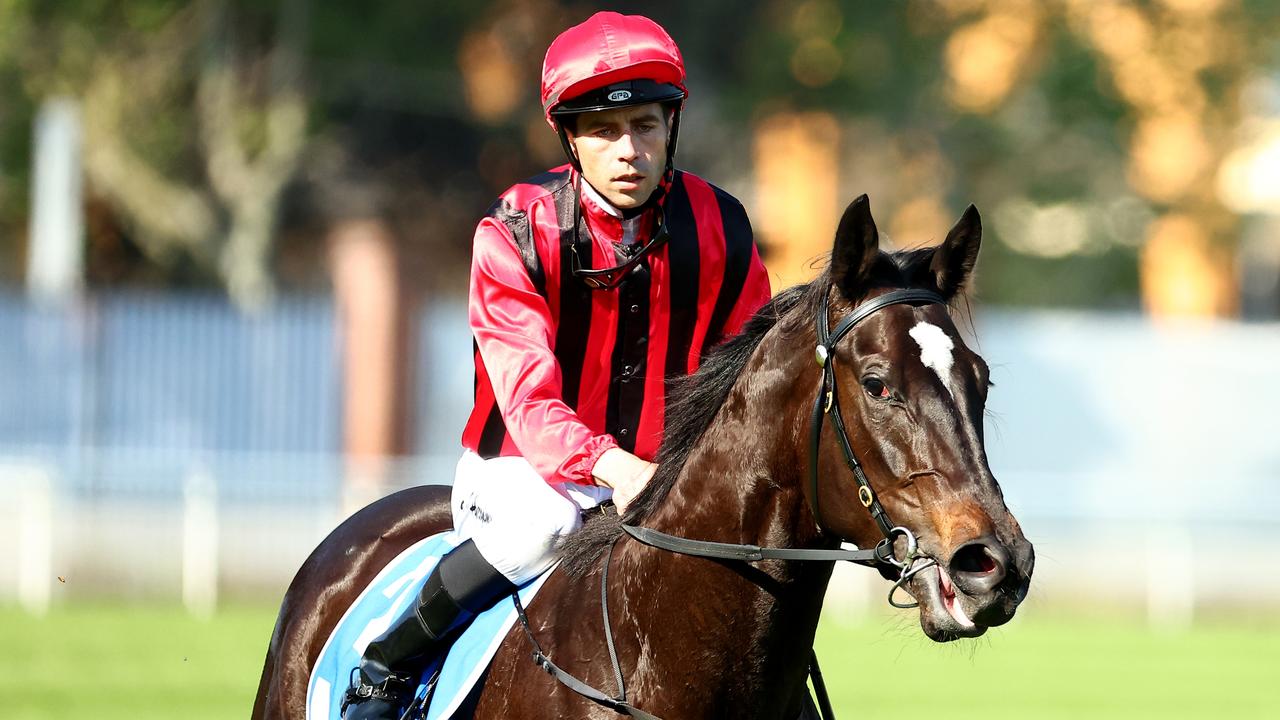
[591, 447, 631, 488]
[592, 448, 657, 513]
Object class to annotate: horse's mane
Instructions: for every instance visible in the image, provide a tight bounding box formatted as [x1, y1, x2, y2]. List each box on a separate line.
[557, 249, 936, 577]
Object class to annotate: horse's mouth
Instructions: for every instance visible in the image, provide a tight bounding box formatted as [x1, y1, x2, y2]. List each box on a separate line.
[910, 565, 988, 641]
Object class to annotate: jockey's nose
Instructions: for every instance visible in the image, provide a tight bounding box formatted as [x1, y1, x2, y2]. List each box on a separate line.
[946, 535, 1009, 597]
[616, 132, 638, 161]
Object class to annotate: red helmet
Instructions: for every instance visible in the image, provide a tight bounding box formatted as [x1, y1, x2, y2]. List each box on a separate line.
[541, 12, 687, 125]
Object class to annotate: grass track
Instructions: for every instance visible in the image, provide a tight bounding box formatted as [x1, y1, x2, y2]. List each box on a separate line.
[813, 609, 1279, 719]
[3, 604, 1277, 718]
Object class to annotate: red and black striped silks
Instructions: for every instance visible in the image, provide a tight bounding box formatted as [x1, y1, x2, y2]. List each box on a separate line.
[461, 165, 771, 486]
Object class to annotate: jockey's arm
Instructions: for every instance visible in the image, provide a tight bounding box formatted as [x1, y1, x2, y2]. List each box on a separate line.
[470, 216, 628, 487]
[721, 239, 773, 340]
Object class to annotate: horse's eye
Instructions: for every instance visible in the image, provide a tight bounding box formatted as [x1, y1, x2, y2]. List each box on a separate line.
[862, 377, 890, 400]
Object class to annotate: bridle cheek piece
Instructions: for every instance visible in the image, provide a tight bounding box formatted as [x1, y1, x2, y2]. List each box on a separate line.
[808, 286, 947, 609]
[857, 486, 874, 508]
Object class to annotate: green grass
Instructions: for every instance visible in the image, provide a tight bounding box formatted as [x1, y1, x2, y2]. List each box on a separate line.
[3, 604, 1278, 718]
[813, 608, 1280, 719]
[3, 604, 275, 720]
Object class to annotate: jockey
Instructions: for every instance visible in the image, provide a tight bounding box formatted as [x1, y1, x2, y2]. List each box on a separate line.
[343, 12, 771, 718]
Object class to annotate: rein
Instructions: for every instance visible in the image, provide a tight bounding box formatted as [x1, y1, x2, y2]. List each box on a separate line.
[514, 285, 947, 720]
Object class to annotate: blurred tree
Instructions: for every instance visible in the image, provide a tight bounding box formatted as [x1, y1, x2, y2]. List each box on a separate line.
[0, 1, 308, 307]
[0, 3, 39, 283]
[716, 0, 1280, 314]
[0, 0, 1277, 314]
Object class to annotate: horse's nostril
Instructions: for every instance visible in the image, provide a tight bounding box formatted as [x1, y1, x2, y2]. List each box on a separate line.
[948, 537, 1010, 596]
[952, 544, 997, 574]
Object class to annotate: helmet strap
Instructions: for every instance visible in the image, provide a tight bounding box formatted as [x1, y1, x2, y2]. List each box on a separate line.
[664, 104, 682, 179]
[556, 122, 582, 171]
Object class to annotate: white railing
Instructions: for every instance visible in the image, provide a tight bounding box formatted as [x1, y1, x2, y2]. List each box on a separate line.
[3, 449, 1278, 631]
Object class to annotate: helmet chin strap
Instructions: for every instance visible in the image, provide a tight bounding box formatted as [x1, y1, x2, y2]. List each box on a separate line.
[556, 122, 582, 172]
[663, 104, 681, 178]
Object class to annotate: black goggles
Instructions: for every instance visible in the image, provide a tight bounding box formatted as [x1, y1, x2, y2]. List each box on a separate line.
[569, 190, 670, 290]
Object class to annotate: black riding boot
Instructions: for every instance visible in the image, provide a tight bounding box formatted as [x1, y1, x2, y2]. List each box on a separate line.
[342, 540, 517, 720]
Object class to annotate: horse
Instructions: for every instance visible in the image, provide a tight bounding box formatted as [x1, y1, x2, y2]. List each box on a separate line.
[252, 195, 1034, 719]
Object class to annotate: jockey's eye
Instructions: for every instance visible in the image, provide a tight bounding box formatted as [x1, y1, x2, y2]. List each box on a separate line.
[862, 377, 891, 400]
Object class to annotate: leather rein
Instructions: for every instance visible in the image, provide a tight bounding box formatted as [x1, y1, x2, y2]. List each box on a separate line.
[511, 285, 948, 720]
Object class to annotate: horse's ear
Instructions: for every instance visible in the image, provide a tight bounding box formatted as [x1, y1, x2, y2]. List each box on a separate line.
[831, 195, 880, 297]
[929, 204, 982, 298]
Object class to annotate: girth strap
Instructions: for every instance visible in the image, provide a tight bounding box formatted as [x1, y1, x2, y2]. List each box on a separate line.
[513, 580, 661, 720]
[513, 540, 661, 718]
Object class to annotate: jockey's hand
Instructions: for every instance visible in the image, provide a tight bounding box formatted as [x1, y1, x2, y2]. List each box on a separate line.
[591, 448, 658, 514]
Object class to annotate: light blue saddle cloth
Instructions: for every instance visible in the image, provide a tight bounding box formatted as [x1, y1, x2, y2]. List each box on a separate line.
[305, 530, 552, 719]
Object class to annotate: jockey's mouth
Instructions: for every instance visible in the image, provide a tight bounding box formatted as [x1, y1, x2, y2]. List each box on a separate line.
[613, 172, 645, 185]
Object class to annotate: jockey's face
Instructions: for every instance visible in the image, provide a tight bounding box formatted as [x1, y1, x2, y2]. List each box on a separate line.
[567, 103, 669, 210]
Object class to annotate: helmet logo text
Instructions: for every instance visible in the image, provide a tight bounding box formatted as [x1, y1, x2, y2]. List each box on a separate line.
[608, 90, 633, 102]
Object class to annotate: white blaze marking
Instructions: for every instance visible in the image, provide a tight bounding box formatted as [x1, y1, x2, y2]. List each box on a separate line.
[908, 322, 955, 398]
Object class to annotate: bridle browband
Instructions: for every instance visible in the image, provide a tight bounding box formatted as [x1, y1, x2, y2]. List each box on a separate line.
[510, 284, 949, 720]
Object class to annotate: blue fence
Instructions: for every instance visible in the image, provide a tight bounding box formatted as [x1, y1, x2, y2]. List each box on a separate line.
[0, 290, 475, 496]
[1, 290, 1278, 617]
[0, 292, 337, 452]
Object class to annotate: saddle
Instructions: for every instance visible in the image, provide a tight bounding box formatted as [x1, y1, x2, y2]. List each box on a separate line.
[306, 531, 553, 720]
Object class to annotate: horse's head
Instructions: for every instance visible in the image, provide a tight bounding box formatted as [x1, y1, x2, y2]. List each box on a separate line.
[810, 195, 1033, 642]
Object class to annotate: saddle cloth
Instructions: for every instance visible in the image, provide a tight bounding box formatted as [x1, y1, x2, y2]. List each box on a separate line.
[305, 530, 552, 720]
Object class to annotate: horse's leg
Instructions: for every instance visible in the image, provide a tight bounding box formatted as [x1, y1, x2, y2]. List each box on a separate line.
[251, 484, 454, 720]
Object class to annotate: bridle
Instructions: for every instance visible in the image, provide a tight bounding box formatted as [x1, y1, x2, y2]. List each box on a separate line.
[808, 285, 947, 606]
[620, 285, 948, 602]
[508, 284, 950, 720]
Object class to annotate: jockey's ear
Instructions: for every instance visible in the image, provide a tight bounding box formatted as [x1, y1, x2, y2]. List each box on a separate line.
[929, 204, 982, 299]
[831, 194, 880, 299]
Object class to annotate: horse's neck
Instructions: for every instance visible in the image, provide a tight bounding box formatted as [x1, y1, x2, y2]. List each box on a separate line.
[643, 321, 821, 543]
[621, 325, 833, 712]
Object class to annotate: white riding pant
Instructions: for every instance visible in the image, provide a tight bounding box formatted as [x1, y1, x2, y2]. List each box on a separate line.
[450, 451, 613, 585]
